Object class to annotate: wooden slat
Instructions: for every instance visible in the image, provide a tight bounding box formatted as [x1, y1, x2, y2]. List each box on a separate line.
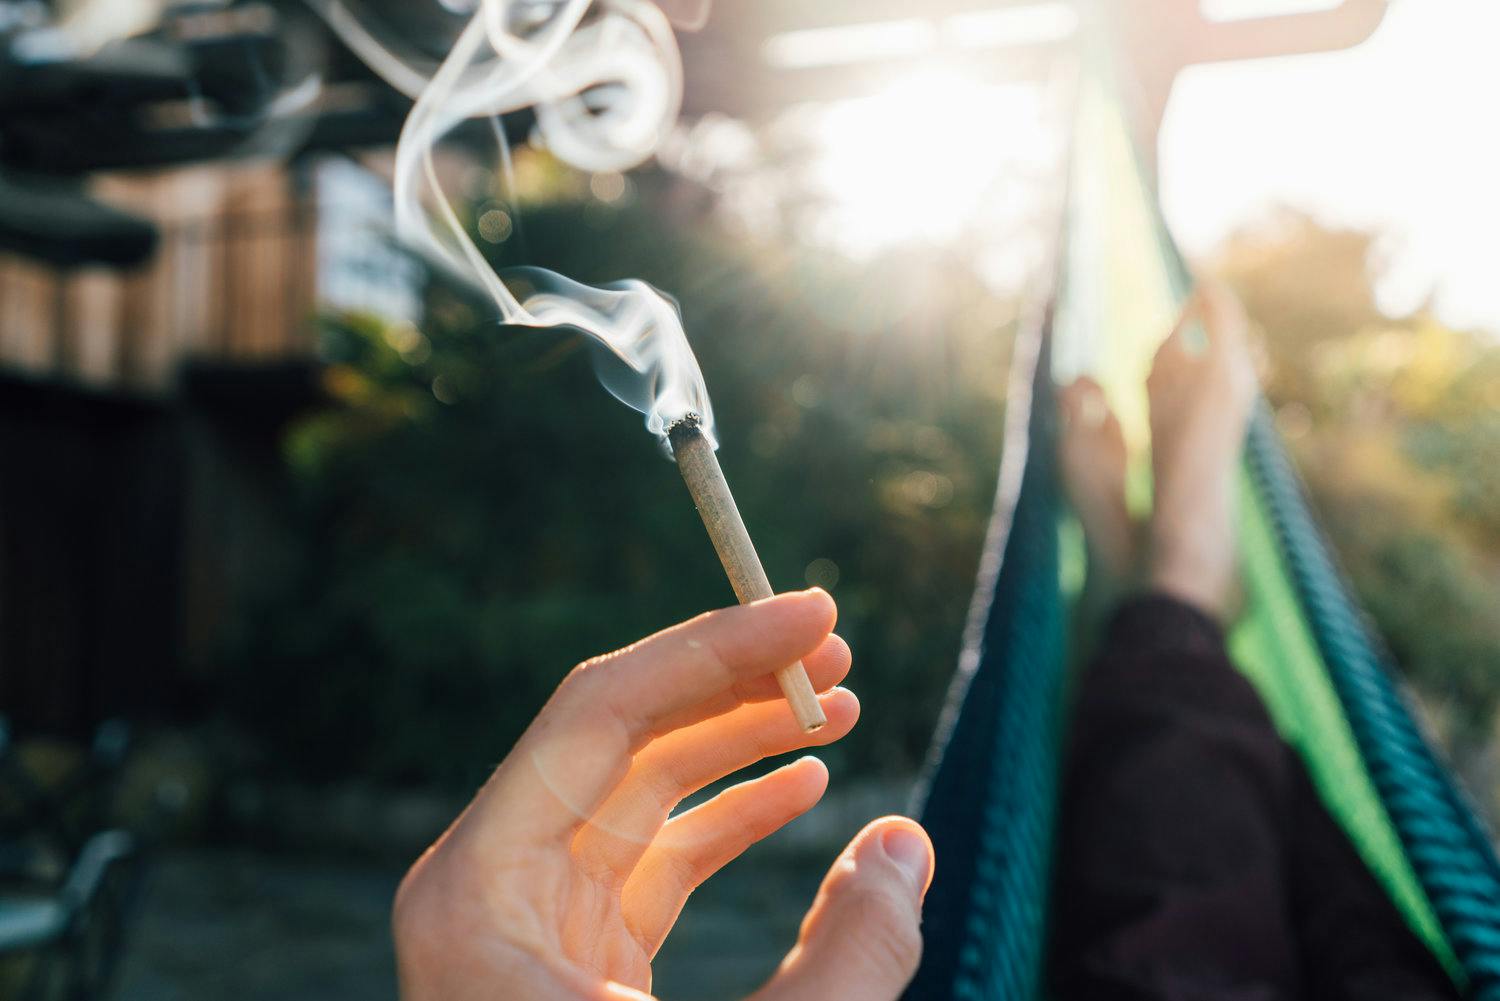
[64, 269, 124, 386]
[0, 256, 56, 375]
[1, 155, 414, 391]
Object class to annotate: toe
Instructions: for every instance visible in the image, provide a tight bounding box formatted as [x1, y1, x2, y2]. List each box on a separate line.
[1071, 375, 1104, 397]
[1059, 377, 1108, 428]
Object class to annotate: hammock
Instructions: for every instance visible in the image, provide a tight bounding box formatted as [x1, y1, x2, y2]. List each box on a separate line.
[905, 54, 1500, 1001]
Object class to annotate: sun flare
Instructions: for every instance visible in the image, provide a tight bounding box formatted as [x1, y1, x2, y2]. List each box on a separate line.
[802, 69, 1058, 258]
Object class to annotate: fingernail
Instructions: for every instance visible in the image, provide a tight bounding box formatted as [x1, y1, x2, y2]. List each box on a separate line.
[881, 826, 932, 894]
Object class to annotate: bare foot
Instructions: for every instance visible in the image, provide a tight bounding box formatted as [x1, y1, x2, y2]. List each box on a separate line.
[1058, 377, 1139, 604]
[1146, 282, 1258, 620]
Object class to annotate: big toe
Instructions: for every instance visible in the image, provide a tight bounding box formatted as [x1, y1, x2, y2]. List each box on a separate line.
[1059, 377, 1111, 431]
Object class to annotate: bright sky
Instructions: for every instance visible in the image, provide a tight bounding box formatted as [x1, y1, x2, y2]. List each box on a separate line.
[1160, 0, 1500, 335]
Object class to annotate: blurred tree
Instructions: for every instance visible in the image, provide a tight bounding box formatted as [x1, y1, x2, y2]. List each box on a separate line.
[222, 175, 1010, 789]
[224, 187, 1500, 803]
[1218, 211, 1500, 763]
[1216, 210, 1386, 409]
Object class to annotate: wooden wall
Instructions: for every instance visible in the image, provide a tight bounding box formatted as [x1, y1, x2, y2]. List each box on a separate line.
[0, 161, 322, 395]
[0, 154, 413, 735]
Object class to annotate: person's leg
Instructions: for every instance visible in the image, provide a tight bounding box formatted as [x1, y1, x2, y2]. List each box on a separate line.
[1049, 286, 1460, 1001]
[1152, 289, 1458, 998]
[1287, 765, 1461, 1000]
[1050, 321, 1300, 997]
[1049, 591, 1304, 1001]
[1050, 604, 1464, 1001]
[1050, 342, 1296, 996]
[1056, 285, 1302, 996]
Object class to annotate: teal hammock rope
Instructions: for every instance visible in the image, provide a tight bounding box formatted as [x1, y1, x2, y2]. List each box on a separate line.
[906, 146, 1500, 1001]
[1153, 212, 1500, 998]
[1244, 408, 1500, 999]
[905, 307, 1065, 1001]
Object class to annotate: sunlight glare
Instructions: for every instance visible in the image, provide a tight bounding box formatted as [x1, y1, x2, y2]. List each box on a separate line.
[805, 70, 1053, 257]
[1162, 0, 1500, 334]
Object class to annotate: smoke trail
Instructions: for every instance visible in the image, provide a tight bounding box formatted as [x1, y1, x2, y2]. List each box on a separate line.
[313, 0, 714, 446]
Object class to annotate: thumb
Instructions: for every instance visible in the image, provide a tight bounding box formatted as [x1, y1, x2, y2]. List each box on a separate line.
[749, 817, 933, 1001]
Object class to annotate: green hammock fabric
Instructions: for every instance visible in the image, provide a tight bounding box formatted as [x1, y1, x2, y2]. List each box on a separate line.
[906, 51, 1500, 1001]
[1054, 60, 1447, 955]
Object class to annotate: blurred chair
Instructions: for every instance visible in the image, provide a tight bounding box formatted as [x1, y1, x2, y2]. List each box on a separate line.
[0, 718, 138, 1001]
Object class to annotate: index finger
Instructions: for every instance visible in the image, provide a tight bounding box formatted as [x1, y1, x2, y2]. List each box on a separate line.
[473, 589, 838, 845]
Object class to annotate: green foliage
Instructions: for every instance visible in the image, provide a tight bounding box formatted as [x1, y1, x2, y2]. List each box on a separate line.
[225, 193, 1500, 791]
[223, 185, 1009, 788]
[1220, 211, 1500, 749]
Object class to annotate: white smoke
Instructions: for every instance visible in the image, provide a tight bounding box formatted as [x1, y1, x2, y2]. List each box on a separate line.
[311, 0, 714, 445]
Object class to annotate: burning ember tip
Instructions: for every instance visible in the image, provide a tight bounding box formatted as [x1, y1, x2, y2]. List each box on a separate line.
[666, 413, 703, 443]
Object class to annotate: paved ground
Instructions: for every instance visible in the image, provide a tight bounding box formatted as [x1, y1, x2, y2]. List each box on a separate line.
[110, 847, 812, 1001]
[111, 780, 911, 1000]
[113, 851, 402, 1001]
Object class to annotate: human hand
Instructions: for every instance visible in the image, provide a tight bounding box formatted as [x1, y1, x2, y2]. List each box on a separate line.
[393, 589, 934, 1000]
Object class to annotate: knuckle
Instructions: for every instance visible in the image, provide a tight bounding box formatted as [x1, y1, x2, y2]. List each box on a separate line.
[567, 655, 608, 689]
[558, 657, 625, 720]
[656, 845, 705, 897]
[639, 759, 687, 815]
[698, 633, 734, 685]
[553, 660, 598, 709]
[552, 669, 646, 753]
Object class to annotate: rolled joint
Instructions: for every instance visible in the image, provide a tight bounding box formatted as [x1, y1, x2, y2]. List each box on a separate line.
[666, 412, 828, 732]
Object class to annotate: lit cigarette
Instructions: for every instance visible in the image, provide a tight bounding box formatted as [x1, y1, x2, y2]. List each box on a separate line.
[667, 414, 827, 732]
